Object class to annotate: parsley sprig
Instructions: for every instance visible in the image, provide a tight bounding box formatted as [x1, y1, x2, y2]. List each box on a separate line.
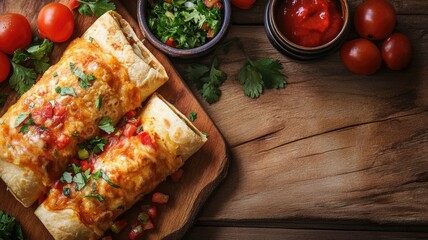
[9, 39, 54, 96]
[70, 63, 96, 89]
[184, 38, 287, 103]
[77, 0, 116, 17]
[0, 210, 24, 240]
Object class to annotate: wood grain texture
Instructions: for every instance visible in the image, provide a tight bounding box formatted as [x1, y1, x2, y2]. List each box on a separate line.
[0, 1, 229, 240]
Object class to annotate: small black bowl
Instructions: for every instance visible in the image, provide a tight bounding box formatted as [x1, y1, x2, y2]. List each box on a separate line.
[264, 0, 350, 61]
[137, 0, 231, 59]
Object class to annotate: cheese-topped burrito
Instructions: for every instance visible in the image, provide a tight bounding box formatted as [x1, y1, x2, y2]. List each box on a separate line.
[0, 11, 168, 207]
[35, 93, 207, 239]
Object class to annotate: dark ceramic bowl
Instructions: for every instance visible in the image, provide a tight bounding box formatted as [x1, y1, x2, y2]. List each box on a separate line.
[264, 0, 350, 61]
[137, 0, 231, 59]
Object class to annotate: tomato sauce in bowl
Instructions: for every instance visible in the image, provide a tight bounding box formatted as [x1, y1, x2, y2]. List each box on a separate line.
[276, 0, 343, 47]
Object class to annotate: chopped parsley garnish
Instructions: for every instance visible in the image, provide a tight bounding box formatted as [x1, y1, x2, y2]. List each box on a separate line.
[60, 171, 73, 184]
[78, 0, 116, 17]
[96, 94, 102, 110]
[71, 131, 80, 137]
[40, 125, 47, 131]
[71, 164, 81, 175]
[53, 72, 58, 77]
[70, 62, 96, 89]
[0, 210, 24, 240]
[101, 170, 120, 188]
[201, 131, 209, 138]
[83, 193, 105, 202]
[98, 117, 114, 134]
[55, 86, 77, 97]
[92, 170, 102, 180]
[91, 182, 97, 192]
[73, 169, 91, 191]
[53, 149, 58, 158]
[0, 94, 8, 108]
[14, 113, 29, 128]
[78, 137, 109, 155]
[15, 113, 34, 133]
[148, 0, 222, 49]
[63, 187, 71, 197]
[189, 112, 197, 122]
[89, 36, 94, 43]
[9, 39, 54, 96]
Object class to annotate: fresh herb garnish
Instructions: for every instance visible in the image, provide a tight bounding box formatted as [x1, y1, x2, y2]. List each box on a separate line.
[60, 171, 73, 184]
[92, 170, 101, 180]
[91, 182, 97, 192]
[70, 62, 96, 89]
[53, 72, 58, 77]
[201, 131, 209, 138]
[55, 86, 77, 97]
[184, 38, 286, 102]
[83, 193, 105, 202]
[53, 149, 58, 158]
[148, 0, 222, 49]
[189, 112, 197, 122]
[98, 117, 114, 134]
[73, 169, 91, 191]
[71, 131, 80, 137]
[89, 36, 94, 43]
[9, 39, 54, 96]
[63, 187, 71, 197]
[14, 113, 29, 128]
[70, 163, 81, 175]
[96, 94, 102, 110]
[0, 210, 24, 240]
[101, 170, 120, 188]
[0, 94, 8, 108]
[77, 0, 116, 17]
[78, 137, 108, 155]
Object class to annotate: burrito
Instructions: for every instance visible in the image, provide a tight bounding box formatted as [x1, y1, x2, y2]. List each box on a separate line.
[0, 12, 168, 207]
[35, 93, 207, 240]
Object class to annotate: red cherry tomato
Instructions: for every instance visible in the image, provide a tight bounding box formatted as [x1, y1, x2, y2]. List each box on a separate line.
[354, 0, 396, 40]
[38, 3, 75, 42]
[340, 38, 382, 75]
[381, 32, 412, 70]
[231, 0, 256, 9]
[68, 0, 81, 10]
[0, 52, 10, 82]
[0, 13, 32, 54]
[165, 37, 177, 48]
[203, 0, 220, 8]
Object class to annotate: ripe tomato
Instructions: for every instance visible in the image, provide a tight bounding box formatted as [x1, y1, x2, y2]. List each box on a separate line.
[340, 38, 382, 75]
[165, 37, 177, 48]
[68, 0, 81, 10]
[354, 0, 396, 40]
[231, 0, 256, 9]
[38, 3, 75, 43]
[382, 32, 412, 70]
[0, 52, 10, 83]
[203, 0, 220, 8]
[0, 13, 32, 55]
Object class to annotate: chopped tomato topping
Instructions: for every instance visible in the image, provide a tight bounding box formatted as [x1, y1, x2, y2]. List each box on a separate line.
[68, 0, 80, 9]
[125, 110, 137, 119]
[147, 205, 157, 219]
[56, 133, 70, 149]
[111, 219, 127, 234]
[171, 168, 184, 182]
[152, 192, 169, 204]
[137, 132, 157, 149]
[214, 1, 223, 9]
[54, 180, 65, 190]
[203, 0, 219, 8]
[144, 219, 155, 230]
[165, 0, 172, 3]
[80, 161, 93, 173]
[54, 104, 66, 116]
[38, 192, 47, 205]
[70, 158, 80, 166]
[201, 23, 210, 30]
[123, 123, 137, 137]
[128, 225, 144, 240]
[165, 37, 177, 48]
[41, 103, 54, 119]
[207, 29, 215, 38]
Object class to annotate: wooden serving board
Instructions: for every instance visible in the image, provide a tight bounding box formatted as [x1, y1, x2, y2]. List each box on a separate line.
[0, 1, 229, 239]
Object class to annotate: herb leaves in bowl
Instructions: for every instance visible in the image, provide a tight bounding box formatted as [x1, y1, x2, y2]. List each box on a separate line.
[147, 0, 223, 49]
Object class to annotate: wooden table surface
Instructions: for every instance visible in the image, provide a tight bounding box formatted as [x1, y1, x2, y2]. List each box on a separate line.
[124, 0, 427, 239]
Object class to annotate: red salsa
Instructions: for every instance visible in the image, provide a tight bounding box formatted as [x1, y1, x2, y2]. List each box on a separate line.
[276, 0, 343, 47]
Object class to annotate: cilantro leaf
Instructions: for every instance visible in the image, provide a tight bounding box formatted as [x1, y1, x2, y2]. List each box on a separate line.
[9, 63, 37, 96]
[78, 137, 109, 154]
[251, 58, 286, 89]
[83, 193, 105, 202]
[70, 163, 81, 175]
[63, 187, 71, 197]
[70, 62, 96, 89]
[101, 170, 120, 188]
[185, 64, 210, 84]
[0, 94, 7, 108]
[77, 0, 116, 17]
[0, 210, 24, 240]
[95, 94, 102, 110]
[98, 117, 114, 134]
[73, 172, 88, 191]
[201, 82, 220, 104]
[189, 112, 197, 122]
[238, 64, 263, 99]
[56, 86, 77, 97]
[92, 170, 101, 180]
[61, 172, 73, 184]
[26, 39, 54, 61]
[14, 113, 29, 128]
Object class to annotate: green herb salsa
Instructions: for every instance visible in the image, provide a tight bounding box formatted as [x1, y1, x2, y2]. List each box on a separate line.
[148, 0, 223, 49]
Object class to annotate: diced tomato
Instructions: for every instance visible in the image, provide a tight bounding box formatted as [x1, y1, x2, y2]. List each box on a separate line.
[56, 133, 70, 149]
[147, 205, 157, 219]
[70, 158, 80, 166]
[171, 168, 184, 183]
[214, 1, 223, 9]
[68, 0, 81, 9]
[54, 104, 66, 116]
[127, 118, 138, 126]
[137, 132, 157, 149]
[128, 225, 144, 240]
[111, 219, 127, 234]
[165, 0, 172, 3]
[101, 236, 112, 240]
[80, 160, 93, 173]
[207, 29, 215, 38]
[144, 219, 155, 230]
[104, 136, 117, 152]
[31, 111, 44, 125]
[203, 0, 219, 8]
[38, 192, 47, 205]
[152, 192, 169, 204]
[165, 37, 177, 48]
[123, 123, 137, 137]
[54, 180, 65, 190]
[41, 103, 54, 119]
[201, 23, 210, 30]
[125, 110, 137, 119]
